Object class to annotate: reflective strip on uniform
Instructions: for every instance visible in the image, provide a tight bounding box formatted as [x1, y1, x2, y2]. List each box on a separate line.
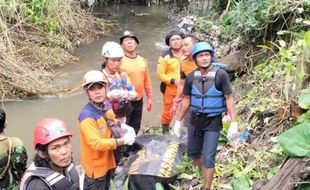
[46, 174, 64, 186]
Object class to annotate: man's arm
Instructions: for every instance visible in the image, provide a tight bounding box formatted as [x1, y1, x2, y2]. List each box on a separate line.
[156, 57, 171, 84]
[10, 138, 28, 181]
[170, 79, 185, 116]
[144, 61, 153, 111]
[80, 118, 117, 151]
[175, 79, 185, 100]
[225, 93, 237, 122]
[176, 95, 190, 121]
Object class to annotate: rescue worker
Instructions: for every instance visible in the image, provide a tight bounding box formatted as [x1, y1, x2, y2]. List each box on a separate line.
[156, 30, 183, 134]
[20, 118, 78, 190]
[0, 109, 27, 189]
[101, 41, 137, 163]
[101, 41, 128, 91]
[173, 42, 239, 190]
[78, 70, 136, 190]
[120, 31, 153, 134]
[170, 35, 198, 132]
[101, 41, 135, 120]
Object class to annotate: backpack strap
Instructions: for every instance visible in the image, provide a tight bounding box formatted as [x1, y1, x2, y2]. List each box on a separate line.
[0, 137, 11, 179]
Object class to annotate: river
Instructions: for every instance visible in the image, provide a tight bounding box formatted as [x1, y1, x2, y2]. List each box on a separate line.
[3, 4, 177, 162]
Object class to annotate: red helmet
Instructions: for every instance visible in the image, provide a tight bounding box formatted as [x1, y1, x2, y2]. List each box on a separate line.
[33, 118, 72, 149]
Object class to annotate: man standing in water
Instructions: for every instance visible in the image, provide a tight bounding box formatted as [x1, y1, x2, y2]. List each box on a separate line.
[157, 30, 183, 134]
[120, 31, 153, 134]
[174, 42, 239, 190]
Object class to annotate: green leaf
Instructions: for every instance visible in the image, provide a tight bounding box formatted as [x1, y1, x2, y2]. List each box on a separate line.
[155, 183, 165, 190]
[297, 184, 310, 190]
[298, 88, 310, 109]
[304, 31, 310, 47]
[280, 48, 291, 59]
[279, 40, 286, 47]
[232, 173, 251, 190]
[123, 177, 129, 190]
[110, 179, 116, 190]
[297, 110, 310, 123]
[277, 122, 310, 157]
[257, 45, 269, 49]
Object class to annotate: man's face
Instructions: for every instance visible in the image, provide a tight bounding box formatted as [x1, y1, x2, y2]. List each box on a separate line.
[121, 37, 137, 52]
[47, 137, 72, 168]
[87, 83, 106, 103]
[169, 35, 182, 50]
[196, 51, 212, 69]
[182, 37, 195, 57]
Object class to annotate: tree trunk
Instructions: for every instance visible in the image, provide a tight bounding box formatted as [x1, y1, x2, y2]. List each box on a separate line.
[258, 158, 310, 190]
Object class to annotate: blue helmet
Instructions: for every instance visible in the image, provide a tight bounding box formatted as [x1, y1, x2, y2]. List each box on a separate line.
[192, 42, 214, 59]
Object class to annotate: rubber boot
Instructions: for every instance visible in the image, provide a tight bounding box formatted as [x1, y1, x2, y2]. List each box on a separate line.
[162, 124, 169, 134]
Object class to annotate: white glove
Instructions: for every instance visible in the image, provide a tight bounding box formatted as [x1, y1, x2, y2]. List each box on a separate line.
[121, 123, 136, 136]
[123, 132, 135, 145]
[107, 89, 122, 100]
[173, 120, 181, 138]
[118, 117, 127, 125]
[128, 91, 138, 100]
[227, 122, 239, 140]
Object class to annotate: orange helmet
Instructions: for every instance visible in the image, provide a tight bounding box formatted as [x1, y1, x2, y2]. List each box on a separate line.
[33, 118, 72, 149]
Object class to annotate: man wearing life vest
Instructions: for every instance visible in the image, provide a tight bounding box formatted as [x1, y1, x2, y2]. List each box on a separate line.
[78, 70, 136, 190]
[0, 109, 27, 189]
[120, 31, 153, 135]
[20, 118, 79, 190]
[157, 30, 183, 134]
[173, 42, 239, 190]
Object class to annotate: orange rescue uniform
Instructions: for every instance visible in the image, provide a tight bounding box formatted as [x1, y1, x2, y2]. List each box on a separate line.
[180, 57, 197, 78]
[120, 55, 152, 100]
[78, 103, 117, 179]
[157, 50, 181, 125]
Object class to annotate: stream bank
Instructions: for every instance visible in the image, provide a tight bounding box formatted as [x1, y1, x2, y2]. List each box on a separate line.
[0, 0, 103, 100]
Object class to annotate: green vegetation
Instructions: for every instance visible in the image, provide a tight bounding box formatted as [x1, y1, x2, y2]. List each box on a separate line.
[0, 0, 103, 100]
[175, 0, 310, 189]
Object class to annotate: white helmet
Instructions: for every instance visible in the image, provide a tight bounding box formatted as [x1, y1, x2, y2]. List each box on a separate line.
[82, 70, 108, 88]
[102, 41, 124, 58]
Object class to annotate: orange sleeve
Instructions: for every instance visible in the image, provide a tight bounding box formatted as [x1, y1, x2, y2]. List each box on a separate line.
[156, 56, 171, 84]
[106, 109, 116, 120]
[80, 118, 117, 151]
[143, 59, 152, 98]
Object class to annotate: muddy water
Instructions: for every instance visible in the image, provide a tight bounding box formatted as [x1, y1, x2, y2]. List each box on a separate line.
[3, 4, 177, 162]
